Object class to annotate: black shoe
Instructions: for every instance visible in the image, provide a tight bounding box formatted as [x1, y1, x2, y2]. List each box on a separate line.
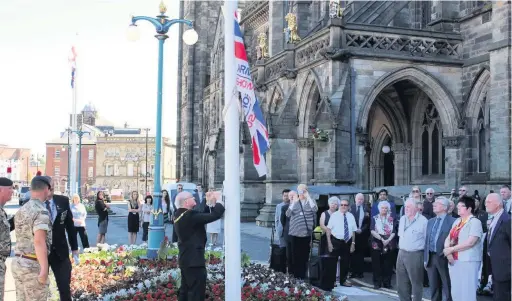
[373, 283, 381, 289]
[356, 273, 364, 279]
[423, 283, 429, 288]
[383, 284, 392, 289]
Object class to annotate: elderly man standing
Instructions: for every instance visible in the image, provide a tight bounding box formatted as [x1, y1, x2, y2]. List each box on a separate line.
[422, 188, 436, 219]
[485, 193, 511, 301]
[12, 176, 53, 301]
[350, 193, 369, 278]
[274, 189, 290, 273]
[397, 198, 428, 301]
[174, 190, 225, 301]
[424, 197, 456, 301]
[0, 177, 14, 301]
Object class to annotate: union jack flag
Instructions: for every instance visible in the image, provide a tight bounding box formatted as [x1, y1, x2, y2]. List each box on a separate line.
[234, 15, 269, 177]
[69, 46, 77, 88]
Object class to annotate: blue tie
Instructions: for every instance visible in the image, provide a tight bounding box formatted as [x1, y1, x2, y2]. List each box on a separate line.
[429, 218, 441, 252]
[344, 213, 349, 241]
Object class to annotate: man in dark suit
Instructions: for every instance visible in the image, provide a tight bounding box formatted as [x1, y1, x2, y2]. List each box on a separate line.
[280, 191, 294, 275]
[46, 177, 78, 301]
[424, 196, 456, 301]
[174, 190, 224, 301]
[350, 193, 370, 278]
[485, 193, 511, 301]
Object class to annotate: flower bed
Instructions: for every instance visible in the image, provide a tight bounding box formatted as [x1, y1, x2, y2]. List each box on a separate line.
[66, 242, 343, 301]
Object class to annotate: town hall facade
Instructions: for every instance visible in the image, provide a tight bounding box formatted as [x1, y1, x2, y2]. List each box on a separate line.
[176, 1, 511, 224]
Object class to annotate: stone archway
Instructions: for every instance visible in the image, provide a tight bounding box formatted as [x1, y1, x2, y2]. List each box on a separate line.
[359, 66, 462, 187]
[464, 68, 491, 175]
[358, 66, 460, 137]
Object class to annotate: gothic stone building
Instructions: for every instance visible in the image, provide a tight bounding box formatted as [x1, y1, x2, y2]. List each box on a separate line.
[176, 1, 511, 225]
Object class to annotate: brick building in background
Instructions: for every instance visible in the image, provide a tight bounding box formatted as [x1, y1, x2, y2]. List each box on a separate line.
[46, 103, 177, 197]
[0, 145, 33, 186]
[45, 125, 98, 195]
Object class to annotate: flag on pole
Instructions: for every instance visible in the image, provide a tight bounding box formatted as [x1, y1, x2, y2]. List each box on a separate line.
[234, 15, 270, 177]
[69, 46, 77, 88]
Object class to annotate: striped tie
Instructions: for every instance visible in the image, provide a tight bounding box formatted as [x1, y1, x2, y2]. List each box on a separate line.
[344, 213, 349, 241]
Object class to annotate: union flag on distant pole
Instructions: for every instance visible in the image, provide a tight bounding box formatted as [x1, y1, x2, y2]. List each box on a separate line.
[234, 14, 269, 177]
[69, 46, 77, 88]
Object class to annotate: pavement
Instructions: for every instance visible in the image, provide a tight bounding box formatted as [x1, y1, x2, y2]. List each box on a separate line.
[2, 198, 493, 301]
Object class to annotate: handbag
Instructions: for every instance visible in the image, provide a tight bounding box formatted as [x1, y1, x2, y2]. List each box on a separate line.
[269, 226, 285, 271]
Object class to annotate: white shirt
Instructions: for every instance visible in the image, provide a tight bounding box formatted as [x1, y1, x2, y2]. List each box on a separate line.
[327, 211, 357, 241]
[142, 204, 152, 223]
[398, 212, 428, 251]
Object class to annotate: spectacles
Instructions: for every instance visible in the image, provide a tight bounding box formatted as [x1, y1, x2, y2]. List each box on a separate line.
[459, 189, 466, 191]
[427, 193, 433, 195]
[340, 204, 349, 207]
[412, 190, 420, 193]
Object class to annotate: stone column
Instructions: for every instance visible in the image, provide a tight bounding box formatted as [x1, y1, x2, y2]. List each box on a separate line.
[443, 136, 463, 189]
[297, 138, 314, 184]
[255, 138, 298, 227]
[269, 1, 285, 56]
[429, 0, 459, 32]
[393, 143, 411, 185]
[489, 1, 511, 180]
[240, 142, 265, 222]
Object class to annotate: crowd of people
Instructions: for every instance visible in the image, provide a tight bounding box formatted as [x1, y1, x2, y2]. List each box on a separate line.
[275, 184, 511, 301]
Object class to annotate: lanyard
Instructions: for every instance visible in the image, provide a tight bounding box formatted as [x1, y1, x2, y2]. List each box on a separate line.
[403, 216, 417, 232]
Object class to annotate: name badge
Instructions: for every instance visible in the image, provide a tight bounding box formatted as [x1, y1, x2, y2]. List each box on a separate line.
[300, 212, 304, 216]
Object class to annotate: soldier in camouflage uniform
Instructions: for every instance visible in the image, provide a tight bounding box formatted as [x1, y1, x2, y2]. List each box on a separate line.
[0, 177, 14, 300]
[11, 176, 52, 301]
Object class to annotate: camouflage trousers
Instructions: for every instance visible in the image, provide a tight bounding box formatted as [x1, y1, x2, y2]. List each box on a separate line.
[0, 260, 5, 301]
[11, 257, 49, 301]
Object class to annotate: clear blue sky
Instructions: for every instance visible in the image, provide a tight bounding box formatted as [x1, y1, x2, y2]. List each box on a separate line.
[0, 0, 181, 153]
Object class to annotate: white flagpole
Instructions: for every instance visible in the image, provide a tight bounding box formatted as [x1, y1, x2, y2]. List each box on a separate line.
[70, 45, 78, 195]
[223, 1, 241, 300]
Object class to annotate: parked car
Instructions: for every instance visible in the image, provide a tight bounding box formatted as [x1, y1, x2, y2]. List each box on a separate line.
[19, 191, 31, 206]
[18, 186, 30, 205]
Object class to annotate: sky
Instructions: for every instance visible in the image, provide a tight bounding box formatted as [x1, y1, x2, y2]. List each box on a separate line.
[0, 0, 182, 154]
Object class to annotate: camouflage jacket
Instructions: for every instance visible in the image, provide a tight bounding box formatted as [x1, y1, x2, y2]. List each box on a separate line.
[0, 207, 10, 258]
[13, 199, 52, 256]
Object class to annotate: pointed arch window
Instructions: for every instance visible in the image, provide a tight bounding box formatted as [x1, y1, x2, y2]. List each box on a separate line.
[477, 107, 487, 172]
[421, 101, 445, 175]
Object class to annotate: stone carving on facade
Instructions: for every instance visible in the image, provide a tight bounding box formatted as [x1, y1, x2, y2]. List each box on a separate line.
[442, 136, 463, 148]
[345, 31, 461, 58]
[280, 69, 297, 79]
[296, 36, 330, 67]
[284, 13, 301, 44]
[265, 58, 287, 80]
[329, 0, 344, 19]
[297, 138, 314, 148]
[256, 32, 269, 60]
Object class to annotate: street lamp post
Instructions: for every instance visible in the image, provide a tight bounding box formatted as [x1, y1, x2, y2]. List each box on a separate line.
[73, 128, 90, 197]
[129, 0, 198, 258]
[63, 128, 72, 194]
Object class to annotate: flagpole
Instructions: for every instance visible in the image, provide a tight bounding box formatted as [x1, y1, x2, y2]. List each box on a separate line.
[223, 1, 241, 300]
[70, 44, 78, 195]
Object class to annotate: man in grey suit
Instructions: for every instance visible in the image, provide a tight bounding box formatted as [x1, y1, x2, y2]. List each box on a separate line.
[424, 196, 456, 301]
[274, 189, 290, 273]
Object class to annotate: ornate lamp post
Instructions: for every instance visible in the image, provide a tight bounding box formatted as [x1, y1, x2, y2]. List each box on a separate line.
[72, 128, 90, 197]
[128, 0, 198, 258]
